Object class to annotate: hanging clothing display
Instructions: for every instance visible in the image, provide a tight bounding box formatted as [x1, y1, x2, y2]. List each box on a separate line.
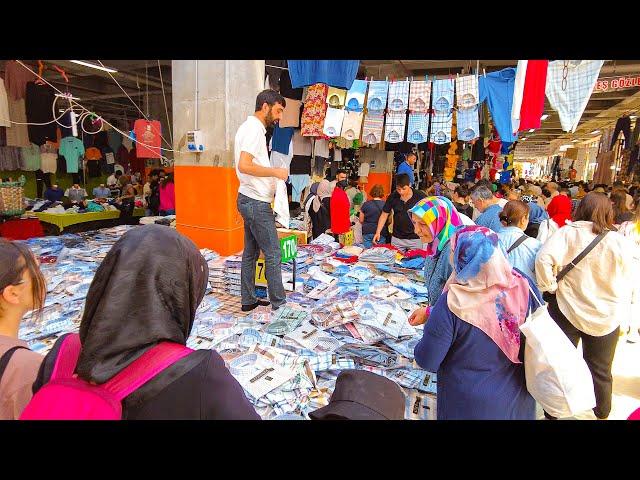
[107, 128, 123, 153]
[280, 98, 302, 128]
[19, 142, 41, 171]
[457, 106, 480, 142]
[0, 79, 10, 128]
[4, 96, 29, 147]
[407, 113, 429, 144]
[59, 136, 85, 174]
[430, 111, 453, 145]
[593, 150, 615, 185]
[511, 60, 528, 134]
[366, 81, 389, 112]
[301, 83, 328, 137]
[292, 129, 313, 156]
[25, 83, 57, 146]
[326, 87, 347, 108]
[545, 60, 604, 133]
[289, 174, 310, 203]
[455, 75, 479, 109]
[408, 80, 431, 113]
[517, 60, 549, 131]
[479, 68, 518, 144]
[40, 143, 57, 174]
[133, 119, 162, 158]
[85, 147, 102, 161]
[3, 61, 36, 101]
[271, 125, 295, 155]
[265, 60, 286, 91]
[384, 111, 406, 144]
[387, 81, 410, 112]
[610, 115, 632, 150]
[323, 107, 345, 138]
[314, 138, 330, 159]
[0, 146, 21, 170]
[116, 144, 131, 172]
[279, 70, 304, 101]
[341, 111, 364, 141]
[290, 155, 312, 175]
[361, 112, 385, 145]
[345, 79, 367, 112]
[432, 79, 455, 112]
[287, 60, 359, 89]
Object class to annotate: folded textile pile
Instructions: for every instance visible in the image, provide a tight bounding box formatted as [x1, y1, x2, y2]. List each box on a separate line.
[224, 255, 243, 296]
[359, 247, 396, 264]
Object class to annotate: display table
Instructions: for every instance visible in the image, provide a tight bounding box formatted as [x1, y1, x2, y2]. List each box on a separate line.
[0, 217, 44, 240]
[34, 208, 145, 234]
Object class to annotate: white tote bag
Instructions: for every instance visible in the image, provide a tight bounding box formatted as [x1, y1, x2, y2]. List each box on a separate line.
[519, 287, 596, 418]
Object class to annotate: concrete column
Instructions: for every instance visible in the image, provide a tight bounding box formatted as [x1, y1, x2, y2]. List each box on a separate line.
[172, 60, 265, 255]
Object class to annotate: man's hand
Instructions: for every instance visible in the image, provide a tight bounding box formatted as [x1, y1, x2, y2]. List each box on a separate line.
[272, 168, 289, 182]
[372, 232, 381, 244]
[408, 307, 429, 326]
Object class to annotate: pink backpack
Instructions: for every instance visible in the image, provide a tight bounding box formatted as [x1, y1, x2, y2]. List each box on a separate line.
[20, 334, 193, 420]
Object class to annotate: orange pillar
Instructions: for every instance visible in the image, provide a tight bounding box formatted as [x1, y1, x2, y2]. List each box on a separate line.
[171, 60, 265, 256]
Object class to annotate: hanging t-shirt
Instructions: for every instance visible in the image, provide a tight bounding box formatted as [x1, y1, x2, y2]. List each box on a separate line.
[25, 83, 57, 146]
[133, 119, 162, 158]
[85, 147, 102, 161]
[5, 97, 30, 147]
[479, 68, 518, 144]
[19, 143, 41, 171]
[58, 136, 85, 174]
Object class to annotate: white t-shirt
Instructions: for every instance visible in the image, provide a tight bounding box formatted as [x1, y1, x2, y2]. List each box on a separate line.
[107, 174, 117, 187]
[234, 115, 275, 203]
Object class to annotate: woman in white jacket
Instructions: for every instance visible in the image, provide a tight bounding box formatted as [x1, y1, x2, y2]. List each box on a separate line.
[535, 192, 635, 419]
[617, 200, 640, 343]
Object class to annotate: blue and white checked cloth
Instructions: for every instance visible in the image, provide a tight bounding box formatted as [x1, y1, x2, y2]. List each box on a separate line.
[388, 80, 410, 111]
[432, 78, 455, 112]
[456, 105, 480, 142]
[407, 112, 430, 144]
[366, 80, 389, 112]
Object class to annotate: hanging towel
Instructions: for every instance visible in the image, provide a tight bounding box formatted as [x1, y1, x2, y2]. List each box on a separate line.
[384, 112, 407, 143]
[409, 80, 431, 113]
[455, 75, 479, 109]
[345, 79, 368, 112]
[341, 111, 364, 141]
[287, 60, 359, 89]
[407, 113, 429, 144]
[388, 81, 410, 112]
[361, 112, 385, 145]
[457, 106, 480, 142]
[323, 107, 346, 138]
[326, 87, 347, 108]
[545, 60, 603, 133]
[366, 81, 389, 112]
[432, 79, 455, 112]
[430, 111, 453, 145]
[301, 83, 329, 137]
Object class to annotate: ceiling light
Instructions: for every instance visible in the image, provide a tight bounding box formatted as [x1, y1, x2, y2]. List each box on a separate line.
[590, 130, 601, 135]
[572, 140, 579, 143]
[70, 60, 118, 73]
[540, 114, 550, 121]
[521, 137, 527, 141]
[528, 129, 535, 133]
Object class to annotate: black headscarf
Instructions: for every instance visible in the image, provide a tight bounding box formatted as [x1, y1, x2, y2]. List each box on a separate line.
[76, 225, 209, 384]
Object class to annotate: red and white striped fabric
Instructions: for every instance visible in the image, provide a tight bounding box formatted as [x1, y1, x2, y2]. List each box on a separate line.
[511, 60, 549, 133]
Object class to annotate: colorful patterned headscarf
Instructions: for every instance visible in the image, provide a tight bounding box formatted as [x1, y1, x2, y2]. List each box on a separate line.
[408, 196, 463, 257]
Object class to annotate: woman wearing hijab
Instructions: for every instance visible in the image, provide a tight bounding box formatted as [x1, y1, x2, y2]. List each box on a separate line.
[330, 179, 351, 236]
[537, 192, 573, 243]
[520, 193, 549, 239]
[303, 182, 319, 240]
[309, 180, 332, 240]
[536, 193, 635, 419]
[407, 197, 462, 326]
[414, 226, 544, 419]
[31, 225, 260, 420]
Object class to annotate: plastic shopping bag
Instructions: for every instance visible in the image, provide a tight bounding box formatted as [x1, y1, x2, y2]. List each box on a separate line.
[519, 288, 596, 418]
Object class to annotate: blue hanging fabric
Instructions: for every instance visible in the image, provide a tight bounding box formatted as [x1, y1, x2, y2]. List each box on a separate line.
[287, 60, 360, 89]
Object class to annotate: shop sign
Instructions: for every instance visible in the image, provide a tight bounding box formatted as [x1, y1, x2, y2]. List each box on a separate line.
[594, 75, 640, 92]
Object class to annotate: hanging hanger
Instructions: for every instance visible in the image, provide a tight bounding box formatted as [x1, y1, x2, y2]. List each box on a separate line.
[34, 60, 46, 85]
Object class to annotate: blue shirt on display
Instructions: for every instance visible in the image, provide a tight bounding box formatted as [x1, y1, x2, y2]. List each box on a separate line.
[287, 60, 359, 89]
[479, 68, 518, 144]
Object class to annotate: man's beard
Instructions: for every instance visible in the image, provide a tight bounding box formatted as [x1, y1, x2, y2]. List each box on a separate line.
[265, 109, 277, 126]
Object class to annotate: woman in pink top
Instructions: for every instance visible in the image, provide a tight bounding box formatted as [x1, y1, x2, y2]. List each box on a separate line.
[159, 173, 176, 216]
[0, 239, 46, 419]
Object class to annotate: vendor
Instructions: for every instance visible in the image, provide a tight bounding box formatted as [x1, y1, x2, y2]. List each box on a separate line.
[44, 184, 64, 203]
[330, 179, 351, 236]
[407, 196, 462, 325]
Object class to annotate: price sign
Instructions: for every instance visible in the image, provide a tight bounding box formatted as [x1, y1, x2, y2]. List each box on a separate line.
[280, 235, 298, 263]
[255, 258, 267, 286]
[340, 230, 354, 246]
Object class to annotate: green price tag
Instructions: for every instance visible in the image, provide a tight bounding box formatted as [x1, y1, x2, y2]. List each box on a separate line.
[280, 235, 298, 263]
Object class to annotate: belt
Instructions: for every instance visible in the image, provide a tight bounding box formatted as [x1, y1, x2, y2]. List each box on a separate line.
[229, 353, 258, 377]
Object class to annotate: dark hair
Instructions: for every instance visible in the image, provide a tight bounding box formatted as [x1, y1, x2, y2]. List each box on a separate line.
[612, 180, 624, 188]
[573, 192, 614, 234]
[0, 240, 46, 320]
[161, 173, 174, 187]
[610, 190, 629, 219]
[560, 187, 571, 197]
[336, 169, 347, 177]
[395, 173, 411, 188]
[406, 152, 417, 160]
[499, 200, 530, 227]
[115, 171, 122, 177]
[454, 186, 470, 199]
[370, 184, 385, 198]
[255, 89, 286, 112]
[475, 179, 492, 189]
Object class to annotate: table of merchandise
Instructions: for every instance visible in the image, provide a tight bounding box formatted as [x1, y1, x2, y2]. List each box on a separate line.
[33, 208, 145, 232]
[0, 217, 44, 240]
[17, 227, 437, 420]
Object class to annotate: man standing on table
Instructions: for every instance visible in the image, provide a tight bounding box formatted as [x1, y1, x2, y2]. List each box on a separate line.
[235, 90, 289, 312]
[372, 173, 426, 252]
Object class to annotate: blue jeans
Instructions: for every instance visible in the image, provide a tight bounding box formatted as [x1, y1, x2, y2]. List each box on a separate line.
[362, 233, 375, 248]
[237, 193, 286, 309]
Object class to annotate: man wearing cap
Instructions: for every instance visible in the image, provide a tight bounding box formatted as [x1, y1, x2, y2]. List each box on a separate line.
[396, 153, 417, 187]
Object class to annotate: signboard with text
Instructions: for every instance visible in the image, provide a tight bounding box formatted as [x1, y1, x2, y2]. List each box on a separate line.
[594, 75, 640, 92]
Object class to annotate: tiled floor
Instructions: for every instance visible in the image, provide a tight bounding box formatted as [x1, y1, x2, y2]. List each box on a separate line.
[536, 335, 640, 420]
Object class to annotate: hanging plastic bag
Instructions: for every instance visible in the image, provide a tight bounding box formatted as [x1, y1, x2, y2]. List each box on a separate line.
[519, 287, 596, 418]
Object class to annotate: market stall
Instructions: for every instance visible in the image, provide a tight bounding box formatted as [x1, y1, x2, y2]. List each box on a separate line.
[33, 207, 145, 234]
